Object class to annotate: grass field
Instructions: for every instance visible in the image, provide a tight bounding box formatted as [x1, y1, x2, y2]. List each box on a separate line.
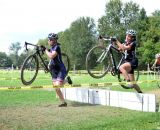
[0, 70, 160, 130]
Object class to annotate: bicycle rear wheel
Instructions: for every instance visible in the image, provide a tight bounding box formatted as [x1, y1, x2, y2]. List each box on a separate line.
[86, 46, 111, 78]
[21, 54, 39, 85]
[118, 68, 139, 89]
[62, 53, 70, 75]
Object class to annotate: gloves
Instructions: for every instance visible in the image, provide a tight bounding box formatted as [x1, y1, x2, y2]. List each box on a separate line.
[98, 35, 103, 39]
[111, 37, 117, 42]
[40, 45, 46, 52]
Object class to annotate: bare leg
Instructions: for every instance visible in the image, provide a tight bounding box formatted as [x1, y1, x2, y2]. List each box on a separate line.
[120, 63, 143, 93]
[53, 81, 66, 103]
[55, 88, 65, 102]
[129, 74, 143, 93]
[119, 63, 131, 81]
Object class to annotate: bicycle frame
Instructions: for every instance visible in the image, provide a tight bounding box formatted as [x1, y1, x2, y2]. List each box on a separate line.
[97, 41, 125, 76]
[86, 37, 140, 89]
[21, 42, 71, 85]
[108, 44, 125, 75]
[25, 42, 49, 72]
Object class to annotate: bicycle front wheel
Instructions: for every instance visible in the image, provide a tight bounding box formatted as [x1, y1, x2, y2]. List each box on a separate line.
[62, 53, 70, 75]
[86, 46, 111, 78]
[118, 68, 139, 89]
[21, 54, 39, 85]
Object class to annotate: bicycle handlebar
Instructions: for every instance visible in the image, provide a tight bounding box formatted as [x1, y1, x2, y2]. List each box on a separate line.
[99, 35, 116, 41]
[24, 42, 45, 54]
[99, 36, 125, 55]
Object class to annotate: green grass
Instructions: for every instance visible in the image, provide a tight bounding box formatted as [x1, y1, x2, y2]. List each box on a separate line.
[0, 90, 160, 130]
[0, 70, 159, 92]
[0, 90, 57, 108]
[0, 70, 160, 129]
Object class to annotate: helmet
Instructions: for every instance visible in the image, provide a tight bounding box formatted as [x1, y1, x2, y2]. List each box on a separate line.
[48, 33, 58, 40]
[126, 29, 136, 36]
[155, 54, 160, 59]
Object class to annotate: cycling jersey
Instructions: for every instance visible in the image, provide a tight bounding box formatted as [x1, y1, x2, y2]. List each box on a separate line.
[123, 41, 138, 74]
[49, 43, 67, 81]
[124, 41, 137, 60]
[156, 57, 160, 65]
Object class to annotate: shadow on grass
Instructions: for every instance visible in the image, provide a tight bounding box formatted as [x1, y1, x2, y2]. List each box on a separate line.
[70, 101, 98, 107]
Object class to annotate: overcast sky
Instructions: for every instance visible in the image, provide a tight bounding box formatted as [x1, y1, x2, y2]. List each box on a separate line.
[0, 0, 160, 54]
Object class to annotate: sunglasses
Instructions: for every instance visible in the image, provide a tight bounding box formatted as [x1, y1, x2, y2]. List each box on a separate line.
[48, 38, 54, 41]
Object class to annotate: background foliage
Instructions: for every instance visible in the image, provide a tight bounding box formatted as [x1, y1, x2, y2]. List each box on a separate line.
[0, 0, 160, 70]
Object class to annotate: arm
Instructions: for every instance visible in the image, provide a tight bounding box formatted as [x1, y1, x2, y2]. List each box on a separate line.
[152, 59, 157, 68]
[116, 40, 132, 51]
[45, 49, 57, 59]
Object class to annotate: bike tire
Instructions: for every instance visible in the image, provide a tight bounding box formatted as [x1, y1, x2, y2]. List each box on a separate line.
[62, 53, 70, 75]
[118, 68, 139, 89]
[21, 54, 39, 85]
[86, 46, 111, 79]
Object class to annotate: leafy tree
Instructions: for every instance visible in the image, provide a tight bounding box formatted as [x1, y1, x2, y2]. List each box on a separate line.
[152, 10, 160, 16]
[98, 0, 153, 69]
[37, 38, 48, 47]
[18, 51, 30, 69]
[64, 17, 96, 69]
[9, 42, 22, 67]
[9, 42, 21, 55]
[98, 0, 141, 41]
[138, 13, 160, 66]
[0, 52, 12, 68]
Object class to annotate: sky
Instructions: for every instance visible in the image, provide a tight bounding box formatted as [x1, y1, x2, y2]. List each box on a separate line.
[0, 0, 160, 54]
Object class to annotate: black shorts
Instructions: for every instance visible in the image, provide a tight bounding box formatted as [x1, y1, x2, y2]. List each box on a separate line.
[50, 66, 67, 82]
[123, 58, 138, 74]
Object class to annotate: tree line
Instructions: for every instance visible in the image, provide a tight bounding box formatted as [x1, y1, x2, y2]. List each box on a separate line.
[1, 0, 160, 70]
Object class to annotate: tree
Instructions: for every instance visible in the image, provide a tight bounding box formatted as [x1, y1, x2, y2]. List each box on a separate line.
[9, 42, 22, 67]
[18, 51, 30, 69]
[37, 38, 48, 47]
[98, 0, 153, 69]
[138, 13, 160, 66]
[0, 52, 12, 68]
[152, 10, 160, 17]
[64, 17, 96, 69]
[98, 0, 141, 41]
[58, 30, 73, 61]
[9, 42, 21, 55]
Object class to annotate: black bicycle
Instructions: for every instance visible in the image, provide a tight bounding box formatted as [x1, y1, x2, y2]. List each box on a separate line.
[21, 42, 70, 85]
[86, 36, 139, 89]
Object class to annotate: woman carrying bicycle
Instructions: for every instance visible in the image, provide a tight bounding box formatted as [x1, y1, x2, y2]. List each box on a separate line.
[114, 29, 142, 93]
[44, 33, 72, 107]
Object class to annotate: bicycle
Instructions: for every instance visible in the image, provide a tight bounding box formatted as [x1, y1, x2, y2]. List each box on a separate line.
[86, 36, 139, 89]
[152, 66, 160, 88]
[21, 42, 70, 85]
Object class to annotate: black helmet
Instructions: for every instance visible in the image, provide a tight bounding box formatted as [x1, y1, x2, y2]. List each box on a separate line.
[48, 33, 58, 40]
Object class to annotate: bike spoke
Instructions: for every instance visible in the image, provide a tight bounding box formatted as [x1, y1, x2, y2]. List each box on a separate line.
[86, 46, 111, 78]
[21, 55, 39, 85]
